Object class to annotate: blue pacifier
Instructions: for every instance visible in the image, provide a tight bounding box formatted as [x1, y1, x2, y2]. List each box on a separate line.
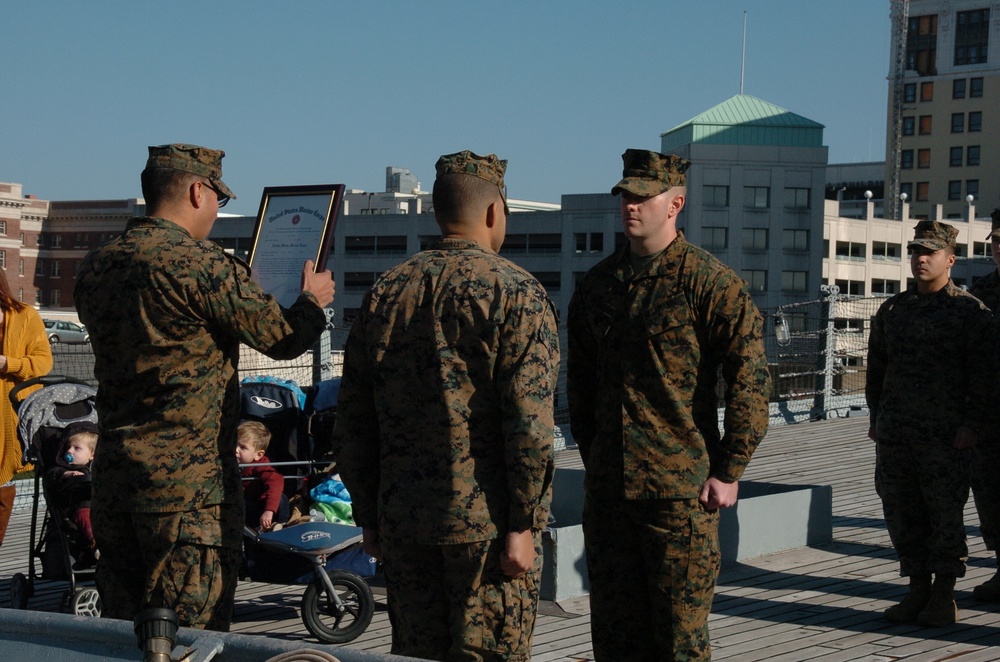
[64, 453, 74, 464]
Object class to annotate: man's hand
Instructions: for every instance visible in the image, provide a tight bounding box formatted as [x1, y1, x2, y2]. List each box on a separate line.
[362, 527, 382, 561]
[301, 259, 335, 308]
[954, 425, 978, 450]
[698, 477, 739, 510]
[500, 529, 535, 578]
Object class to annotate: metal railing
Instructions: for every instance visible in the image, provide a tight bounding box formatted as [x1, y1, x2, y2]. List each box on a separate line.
[48, 292, 885, 433]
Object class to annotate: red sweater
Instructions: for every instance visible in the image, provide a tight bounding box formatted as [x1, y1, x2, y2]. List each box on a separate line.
[240, 456, 284, 513]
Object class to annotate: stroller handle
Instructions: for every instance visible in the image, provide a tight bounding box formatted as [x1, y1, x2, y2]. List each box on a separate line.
[9, 375, 94, 410]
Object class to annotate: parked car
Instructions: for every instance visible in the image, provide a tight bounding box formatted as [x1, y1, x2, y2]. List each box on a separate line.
[43, 319, 89, 344]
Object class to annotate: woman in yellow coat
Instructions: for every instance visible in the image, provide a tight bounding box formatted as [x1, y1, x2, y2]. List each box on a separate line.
[0, 271, 53, 546]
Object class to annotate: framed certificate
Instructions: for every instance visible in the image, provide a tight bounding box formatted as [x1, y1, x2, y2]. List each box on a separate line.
[247, 184, 345, 307]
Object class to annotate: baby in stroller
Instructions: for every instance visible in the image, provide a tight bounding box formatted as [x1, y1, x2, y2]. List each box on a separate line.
[45, 421, 100, 569]
[237, 420, 290, 531]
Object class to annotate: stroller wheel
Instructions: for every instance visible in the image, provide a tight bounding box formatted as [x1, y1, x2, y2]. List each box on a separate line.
[9, 573, 30, 609]
[70, 587, 102, 617]
[300, 570, 374, 644]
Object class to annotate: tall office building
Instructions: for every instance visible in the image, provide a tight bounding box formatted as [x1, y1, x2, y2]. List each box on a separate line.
[885, 0, 999, 220]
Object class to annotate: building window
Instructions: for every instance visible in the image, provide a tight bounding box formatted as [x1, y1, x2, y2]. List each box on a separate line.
[902, 150, 914, 169]
[18, 259, 23, 276]
[0, 251, 4, 269]
[916, 182, 930, 201]
[872, 278, 899, 296]
[835, 241, 865, 262]
[917, 149, 931, 168]
[918, 115, 932, 135]
[702, 185, 729, 207]
[344, 272, 380, 290]
[920, 81, 934, 101]
[872, 242, 902, 262]
[903, 116, 915, 136]
[953, 79, 967, 99]
[702, 227, 728, 250]
[344, 235, 407, 255]
[973, 241, 992, 258]
[742, 228, 768, 250]
[900, 182, 914, 200]
[970, 77, 984, 97]
[35, 260, 43, 276]
[743, 186, 770, 209]
[952, 113, 965, 133]
[906, 14, 938, 75]
[34, 290, 41, 305]
[51, 261, 61, 278]
[955, 9, 990, 66]
[74, 233, 88, 248]
[948, 180, 962, 200]
[500, 233, 561, 256]
[781, 271, 808, 293]
[0, 222, 5, 236]
[574, 232, 603, 253]
[950, 147, 964, 167]
[968, 145, 981, 166]
[904, 83, 917, 102]
[969, 111, 982, 132]
[742, 270, 767, 293]
[784, 187, 810, 209]
[782, 229, 809, 252]
[835, 280, 865, 296]
[530, 272, 561, 293]
[967, 180, 980, 199]
[50, 290, 60, 307]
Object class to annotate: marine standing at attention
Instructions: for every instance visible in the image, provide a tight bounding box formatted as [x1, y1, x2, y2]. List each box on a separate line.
[336, 150, 559, 661]
[568, 149, 770, 660]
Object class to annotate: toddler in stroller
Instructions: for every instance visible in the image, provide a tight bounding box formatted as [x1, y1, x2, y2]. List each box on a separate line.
[8, 375, 101, 617]
[45, 420, 100, 569]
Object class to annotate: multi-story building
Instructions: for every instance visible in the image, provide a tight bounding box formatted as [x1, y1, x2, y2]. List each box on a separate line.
[886, 0, 999, 220]
[0, 182, 48, 306]
[661, 94, 829, 313]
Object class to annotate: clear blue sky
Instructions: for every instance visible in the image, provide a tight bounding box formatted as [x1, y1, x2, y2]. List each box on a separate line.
[3, 1, 891, 216]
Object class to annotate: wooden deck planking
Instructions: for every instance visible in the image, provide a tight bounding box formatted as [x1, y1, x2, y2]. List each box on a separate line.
[3, 415, 1000, 659]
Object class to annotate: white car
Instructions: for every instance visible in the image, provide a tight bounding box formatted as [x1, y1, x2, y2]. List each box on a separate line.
[43, 319, 90, 344]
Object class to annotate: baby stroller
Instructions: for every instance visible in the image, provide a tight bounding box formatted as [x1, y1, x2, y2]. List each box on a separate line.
[7, 375, 101, 617]
[239, 376, 377, 644]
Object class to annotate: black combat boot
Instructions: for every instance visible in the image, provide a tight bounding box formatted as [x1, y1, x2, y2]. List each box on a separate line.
[916, 573, 958, 627]
[884, 574, 932, 623]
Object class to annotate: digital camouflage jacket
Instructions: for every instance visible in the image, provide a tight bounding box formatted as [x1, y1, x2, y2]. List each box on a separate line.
[74, 217, 326, 513]
[567, 232, 771, 500]
[334, 238, 559, 545]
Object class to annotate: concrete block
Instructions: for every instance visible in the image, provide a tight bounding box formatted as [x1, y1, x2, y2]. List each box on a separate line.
[539, 468, 833, 601]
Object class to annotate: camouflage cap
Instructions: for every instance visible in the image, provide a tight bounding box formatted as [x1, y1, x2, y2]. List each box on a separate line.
[988, 208, 1000, 240]
[435, 150, 508, 212]
[612, 149, 690, 197]
[907, 220, 958, 251]
[145, 143, 236, 200]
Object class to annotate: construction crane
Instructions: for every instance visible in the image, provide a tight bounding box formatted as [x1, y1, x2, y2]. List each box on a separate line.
[887, 0, 910, 220]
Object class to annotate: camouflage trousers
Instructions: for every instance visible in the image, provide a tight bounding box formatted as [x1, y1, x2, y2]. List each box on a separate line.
[583, 496, 720, 662]
[92, 503, 244, 630]
[971, 439, 1000, 554]
[875, 438, 970, 577]
[380, 533, 542, 661]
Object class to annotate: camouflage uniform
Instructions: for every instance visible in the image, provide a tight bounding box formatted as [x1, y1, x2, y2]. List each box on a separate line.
[967, 216, 1000, 562]
[867, 227, 992, 580]
[568, 149, 770, 662]
[335, 151, 558, 661]
[74, 144, 326, 630]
